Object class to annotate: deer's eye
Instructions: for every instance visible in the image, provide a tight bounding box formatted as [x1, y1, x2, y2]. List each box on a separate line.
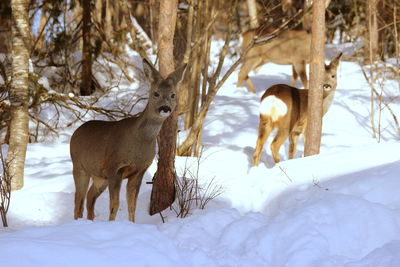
[331, 75, 335, 78]
[154, 92, 160, 97]
[171, 93, 176, 99]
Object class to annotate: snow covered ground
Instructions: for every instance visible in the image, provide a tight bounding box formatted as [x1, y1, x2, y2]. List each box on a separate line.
[1, 43, 400, 267]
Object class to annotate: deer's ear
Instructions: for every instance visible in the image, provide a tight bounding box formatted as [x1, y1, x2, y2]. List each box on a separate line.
[143, 58, 162, 84]
[329, 52, 343, 69]
[167, 63, 187, 85]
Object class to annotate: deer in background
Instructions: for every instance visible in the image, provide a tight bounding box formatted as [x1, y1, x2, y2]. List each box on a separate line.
[252, 52, 342, 165]
[237, 29, 311, 93]
[70, 59, 186, 222]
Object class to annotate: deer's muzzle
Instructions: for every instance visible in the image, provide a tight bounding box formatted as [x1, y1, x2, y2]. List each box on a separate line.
[323, 84, 332, 91]
[159, 106, 172, 117]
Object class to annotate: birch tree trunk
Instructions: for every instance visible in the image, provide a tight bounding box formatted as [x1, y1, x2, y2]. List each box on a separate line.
[304, 0, 325, 157]
[6, 0, 30, 190]
[149, 0, 179, 216]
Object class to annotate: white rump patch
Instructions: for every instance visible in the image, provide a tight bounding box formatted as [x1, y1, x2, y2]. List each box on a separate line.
[259, 95, 288, 122]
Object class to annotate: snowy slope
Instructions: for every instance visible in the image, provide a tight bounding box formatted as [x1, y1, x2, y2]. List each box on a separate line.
[1, 46, 400, 267]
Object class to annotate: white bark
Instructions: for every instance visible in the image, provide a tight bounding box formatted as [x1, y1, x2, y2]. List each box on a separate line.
[6, 0, 30, 190]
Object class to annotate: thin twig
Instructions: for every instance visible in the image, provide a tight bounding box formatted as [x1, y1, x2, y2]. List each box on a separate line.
[278, 166, 293, 183]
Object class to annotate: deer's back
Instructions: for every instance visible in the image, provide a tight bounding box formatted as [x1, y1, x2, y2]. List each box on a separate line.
[246, 30, 311, 65]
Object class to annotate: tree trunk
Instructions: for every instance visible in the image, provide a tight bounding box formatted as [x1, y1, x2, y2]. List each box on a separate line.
[6, 0, 30, 190]
[80, 0, 94, 96]
[366, 0, 379, 139]
[303, 0, 331, 32]
[33, 2, 48, 53]
[94, 0, 102, 26]
[149, 0, 158, 47]
[175, 0, 193, 116]
[302, 0, 313, 31]
[0, 0, 11, 53]
[104, 0, 113, 39]
[366, 0, 379, 62]
[304, 0, 325, 157]
[149, 0, 179, 216]
[177, 14, 233, 156]
[246, 0, 259, 29]
[183, 0, 202, 131]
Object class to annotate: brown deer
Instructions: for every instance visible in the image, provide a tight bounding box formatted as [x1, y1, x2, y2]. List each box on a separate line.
[70, 59, 186, 222]
[252, 52, 342, 165]
[237, 29, 311, 93]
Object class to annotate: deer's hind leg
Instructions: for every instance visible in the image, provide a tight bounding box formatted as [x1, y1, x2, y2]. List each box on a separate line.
[293, 61, 308, 88]
[86, 176, 108, 220]
[270, 128, 290, 163]
[291, 65, 299, 87]
[253, 116, 273, 166]
[238, 58, 262, 93]
[73, 165, 90, 219]
[289, 130, 302, 159]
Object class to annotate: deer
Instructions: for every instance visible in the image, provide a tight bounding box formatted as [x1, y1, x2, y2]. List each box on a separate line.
[252, 52, 342, 165]
[70, 59, 186, 222]
[237, 29, 311, 93]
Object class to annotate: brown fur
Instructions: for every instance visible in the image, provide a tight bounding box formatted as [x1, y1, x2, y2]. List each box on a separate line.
[238, 29, 311, 93]
[252, 53, 342, 165]
[70, 59, 186, 222]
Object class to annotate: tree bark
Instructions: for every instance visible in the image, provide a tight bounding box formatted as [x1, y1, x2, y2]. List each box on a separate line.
[304, 0, 325, 157]
[104, 0, 113, 39]
[175, 0, 193, 116]
[0, 0, 11, 53]
[6, 0, 30, 190]
[149, 0, 179, 216]
[303, 0, 331, 32]
[80, 0, 94, 96]
[366, 0, 379, 138]
[95, 0, 102, 26]
[366, 0, 379, 62]
[246, 0, 259, 29]
[33, 2, 48, 53]
[177, 15, 233, 156]
[183, 0, 202, 131]
[302, 0, 313, 31]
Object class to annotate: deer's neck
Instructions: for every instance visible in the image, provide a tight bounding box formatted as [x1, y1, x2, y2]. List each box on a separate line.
[133, 107, 165, 141]
[322, 90, 336, 116]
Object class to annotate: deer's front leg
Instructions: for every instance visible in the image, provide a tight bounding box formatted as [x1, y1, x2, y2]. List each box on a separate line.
[108, 174, 123, 221]
[126, 170, 146, 222]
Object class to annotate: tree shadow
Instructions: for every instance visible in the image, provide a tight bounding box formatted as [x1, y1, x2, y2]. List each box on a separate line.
[261, 160, 400, 217]
[333, 88, 399, 141]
